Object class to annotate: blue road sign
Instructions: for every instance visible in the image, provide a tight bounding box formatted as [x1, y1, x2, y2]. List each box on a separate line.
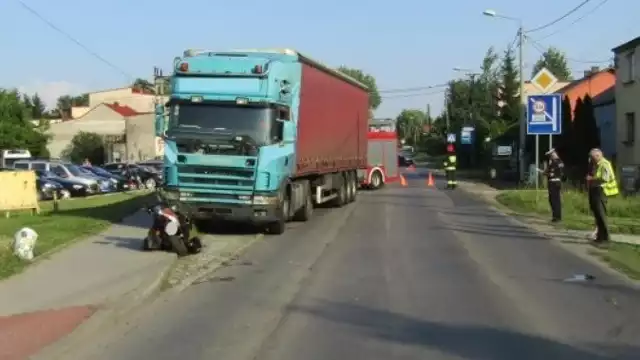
[460, 126, 474, 145]
[527, 94, 562, 135]
[447, 133, 456, 143]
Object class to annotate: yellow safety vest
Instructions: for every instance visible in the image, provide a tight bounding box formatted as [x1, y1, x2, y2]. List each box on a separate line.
[594, 158, 619, 196]
[444, 155, 456, 171]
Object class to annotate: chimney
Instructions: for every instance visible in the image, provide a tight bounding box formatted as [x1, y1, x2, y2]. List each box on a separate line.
[584, 70, 591, 78]
[591, 66, 600, 73]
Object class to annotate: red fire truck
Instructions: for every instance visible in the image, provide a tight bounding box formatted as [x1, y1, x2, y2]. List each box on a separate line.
[359, 119, 399, 189]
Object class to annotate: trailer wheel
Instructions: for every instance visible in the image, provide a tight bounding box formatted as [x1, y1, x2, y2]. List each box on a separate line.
[347, 171, 357, 203]
[293, 187, 313, 222]
[370, 170, 383, 189]
[334, 173, 348, 207]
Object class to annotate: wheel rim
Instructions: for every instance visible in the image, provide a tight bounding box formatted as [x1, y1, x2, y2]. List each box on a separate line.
[372, 173, 380, 187]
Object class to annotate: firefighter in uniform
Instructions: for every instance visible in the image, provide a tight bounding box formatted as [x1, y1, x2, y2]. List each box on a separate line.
[586, 148, 619, 245]
[443, 153, 457, 189]
[543, 148, 564, 222]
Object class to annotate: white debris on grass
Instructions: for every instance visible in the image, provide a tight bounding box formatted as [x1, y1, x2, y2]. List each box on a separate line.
[12, 227, 38, 261]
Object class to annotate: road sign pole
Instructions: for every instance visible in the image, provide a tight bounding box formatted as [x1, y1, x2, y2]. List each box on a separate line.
[535, 135, 539, 191]
[549, 134, 553, 153]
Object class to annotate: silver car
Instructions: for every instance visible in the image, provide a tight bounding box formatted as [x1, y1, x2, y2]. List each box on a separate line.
[13, 160, 101, 193]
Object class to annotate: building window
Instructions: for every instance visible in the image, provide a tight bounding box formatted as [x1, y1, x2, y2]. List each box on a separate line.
[625, 112, 635, 144]
[626, 51, 635, 82]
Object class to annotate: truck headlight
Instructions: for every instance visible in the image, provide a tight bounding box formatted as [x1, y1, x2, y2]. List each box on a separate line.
[252, 195, 279, 205]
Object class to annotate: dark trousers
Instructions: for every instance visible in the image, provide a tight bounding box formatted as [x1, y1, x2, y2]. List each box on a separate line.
[589, 187, 610, 242]
[445, 169, 456, 187]
[547, 181, 562, 220]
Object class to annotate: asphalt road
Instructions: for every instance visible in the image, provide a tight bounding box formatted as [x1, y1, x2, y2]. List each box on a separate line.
[66, 170, 640, 360]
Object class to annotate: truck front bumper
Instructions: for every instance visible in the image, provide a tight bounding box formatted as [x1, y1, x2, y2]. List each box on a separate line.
[159, 187, 281, 224]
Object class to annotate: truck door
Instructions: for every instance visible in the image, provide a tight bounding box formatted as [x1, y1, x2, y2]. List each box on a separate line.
[382, 140, 398, 178]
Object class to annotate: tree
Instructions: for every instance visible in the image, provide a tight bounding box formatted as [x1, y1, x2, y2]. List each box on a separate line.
[61, 132, 105, 164]
[531, 47, 572, 81]
[396, 109, 426, 146]
[71, 94, 89, 107]
[556, 95, 573, 163]
[498, 47, 520, 126]
[31, 93, 46, 119]
[132, 78, 154, 92]
[336, 67, 381, 110]
[0, 89, 50, 157]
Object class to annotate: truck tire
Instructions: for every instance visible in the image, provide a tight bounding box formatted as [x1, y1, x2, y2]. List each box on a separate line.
[333, 173, 348, 207]
[266, 189, 289, 235]
[370, 170, 383, 190]
[293, 187, 313, 222]
[346, 171, 357, 203]
[350, 170, 358, 202]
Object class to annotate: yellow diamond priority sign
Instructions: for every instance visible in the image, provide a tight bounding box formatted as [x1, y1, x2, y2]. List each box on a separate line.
[531, 67, 558, 93]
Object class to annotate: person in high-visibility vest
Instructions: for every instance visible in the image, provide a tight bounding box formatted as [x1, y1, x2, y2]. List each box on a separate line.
[443, 154, 457, 189]
[586, 148, 619, 245]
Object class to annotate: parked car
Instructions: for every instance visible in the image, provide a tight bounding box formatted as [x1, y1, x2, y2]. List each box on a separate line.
[103, 162, 162, 189]
[398, 154, 415, 167]
[35, 170, 96, 197]
[35, 176, 66, 201]
[77, 166, 115, 193]
[81, 166, 130, 191]
[13, 160, 101, 192]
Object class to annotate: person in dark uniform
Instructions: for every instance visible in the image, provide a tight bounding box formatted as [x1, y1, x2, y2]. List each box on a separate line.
[543, 148, 564, 222]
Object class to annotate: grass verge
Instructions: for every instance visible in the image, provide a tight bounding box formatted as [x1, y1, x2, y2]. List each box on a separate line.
[0, 191, 154, 280]
[496, 189, 640, 280]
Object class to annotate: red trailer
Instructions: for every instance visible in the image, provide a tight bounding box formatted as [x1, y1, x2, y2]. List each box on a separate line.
[359, 119, 399, 189]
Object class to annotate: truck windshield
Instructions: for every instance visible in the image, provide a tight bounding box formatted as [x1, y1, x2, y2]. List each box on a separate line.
[168, 103, 277, 146]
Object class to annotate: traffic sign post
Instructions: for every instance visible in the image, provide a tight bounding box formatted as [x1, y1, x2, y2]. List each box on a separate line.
[527, 93, 563, 190]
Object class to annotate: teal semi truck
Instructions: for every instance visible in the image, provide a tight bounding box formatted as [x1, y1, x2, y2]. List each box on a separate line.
[156, 48, 369, 234]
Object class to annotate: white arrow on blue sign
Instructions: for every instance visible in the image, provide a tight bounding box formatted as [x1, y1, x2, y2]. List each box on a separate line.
[526, 94, 562, 135]
[447, 133, 456, 143]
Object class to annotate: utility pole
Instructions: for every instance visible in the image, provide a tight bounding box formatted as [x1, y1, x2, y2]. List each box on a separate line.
[518, 24, 526, 182]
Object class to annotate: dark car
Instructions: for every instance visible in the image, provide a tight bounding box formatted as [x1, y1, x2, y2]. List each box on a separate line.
[35, 170, 95, 197]
[103, 162, 162, 189]
[35, 176, 66, 200]
[398, 155, 415, 167]
[82, 166, 130, 191]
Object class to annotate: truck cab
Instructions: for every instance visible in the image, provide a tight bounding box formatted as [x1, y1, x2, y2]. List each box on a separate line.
[157, 49, 296, 232]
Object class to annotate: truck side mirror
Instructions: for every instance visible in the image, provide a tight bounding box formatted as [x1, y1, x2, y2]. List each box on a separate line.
[155, 104, 165, 137]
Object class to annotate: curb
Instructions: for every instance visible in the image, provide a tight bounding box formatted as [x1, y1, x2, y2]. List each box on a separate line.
[33, 256, 176, 360]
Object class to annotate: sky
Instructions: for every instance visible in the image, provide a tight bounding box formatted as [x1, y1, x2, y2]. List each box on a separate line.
[0, 0, 637, 118]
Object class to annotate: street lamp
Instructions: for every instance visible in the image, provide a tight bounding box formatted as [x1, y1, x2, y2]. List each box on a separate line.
[482, 8, 526, 182]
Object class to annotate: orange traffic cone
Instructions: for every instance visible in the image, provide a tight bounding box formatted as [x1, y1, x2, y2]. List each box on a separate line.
[426, 172, 434, 187]
[400, 174, 408, 187]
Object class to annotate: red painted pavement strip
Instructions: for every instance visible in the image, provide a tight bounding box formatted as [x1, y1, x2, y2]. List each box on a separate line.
[0, 305, 97, 360]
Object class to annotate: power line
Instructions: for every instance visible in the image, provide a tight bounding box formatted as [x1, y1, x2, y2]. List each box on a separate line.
[528, 37, 611, 64]
[378, 83, 448, 93]
[535, 0, 611, 41]
[526, 0, 592, 33]
[381, 89, 445, 99]
[15, 0, 133, 80]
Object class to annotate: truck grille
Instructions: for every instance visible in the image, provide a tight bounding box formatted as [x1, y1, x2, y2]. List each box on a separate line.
[177, 164, 255, 203]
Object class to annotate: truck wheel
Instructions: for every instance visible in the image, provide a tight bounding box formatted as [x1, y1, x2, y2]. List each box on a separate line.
[267, 190, 289, 235]
[293, 189, 313, 221]
[334, 174, 348, 207]
[370, 170, 383, 189]
[349, 171, 358, 202]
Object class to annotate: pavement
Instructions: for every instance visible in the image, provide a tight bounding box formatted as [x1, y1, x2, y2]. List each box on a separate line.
[0, 209, 259, 360]
[49, 169, 640, 360]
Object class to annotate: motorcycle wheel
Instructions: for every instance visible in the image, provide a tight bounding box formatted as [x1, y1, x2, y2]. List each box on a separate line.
[167, 235, 189, 257]
[142, 236, 153, 251]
